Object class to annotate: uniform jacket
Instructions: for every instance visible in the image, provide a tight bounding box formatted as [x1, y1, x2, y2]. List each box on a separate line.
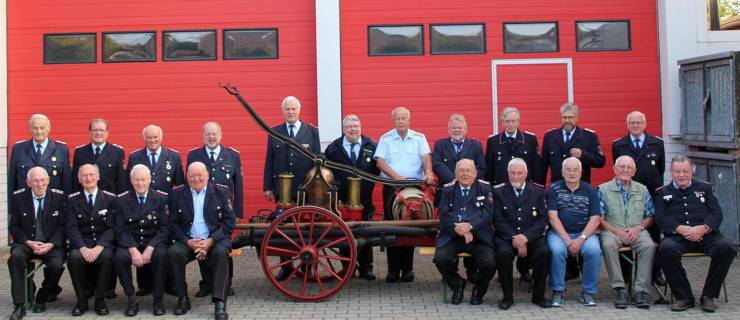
[8, 139, 71, 211]
[115, 188, 170, 248]
[432, 137, 486, 185]
[324, 135, 379, 213]
[127, 146, 185, 194]
[65, 189, 117, 249]
[436, 180, 495, 249]
[263, 122, 321, 197]
[168, 183, 235, 248]
[611, 133, 665, 194]
[485, 130, 539, 185]
[187, 145, 244, 218]
[654, 180, 722, 237]
[72, 142, 127, 194]
[539, 126, 605, 184]
[492, 182, 548, 242]
[10, 188, 66, 247]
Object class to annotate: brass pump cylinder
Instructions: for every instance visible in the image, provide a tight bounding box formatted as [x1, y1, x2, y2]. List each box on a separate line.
[346, 176, 363, 209]
[278, 173, 294, 206]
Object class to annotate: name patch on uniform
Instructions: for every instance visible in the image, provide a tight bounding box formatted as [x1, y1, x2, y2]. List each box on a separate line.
[663, 194, 673, 201]
[302, 144, 310, 148]
[52, 210, 59, 216]
[98, 209, 107, 216]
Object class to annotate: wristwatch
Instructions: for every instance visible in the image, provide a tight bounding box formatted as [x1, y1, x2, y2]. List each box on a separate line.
[579, 234, 587, 240]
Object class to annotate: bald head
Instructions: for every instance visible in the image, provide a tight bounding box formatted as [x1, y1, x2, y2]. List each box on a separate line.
[203, 121, 223, 149]
[627, 111, 647, 137]
[187, 161, 209, 192]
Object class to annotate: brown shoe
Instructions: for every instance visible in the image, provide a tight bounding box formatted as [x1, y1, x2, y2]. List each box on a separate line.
[700, 296, 716, 313]
[670, 299, 694, 311]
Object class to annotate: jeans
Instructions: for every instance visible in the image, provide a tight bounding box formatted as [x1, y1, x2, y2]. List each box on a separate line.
[547, 231, 602, 294]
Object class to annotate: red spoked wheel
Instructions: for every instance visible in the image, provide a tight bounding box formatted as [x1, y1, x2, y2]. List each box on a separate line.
[260, 206, 356, 302]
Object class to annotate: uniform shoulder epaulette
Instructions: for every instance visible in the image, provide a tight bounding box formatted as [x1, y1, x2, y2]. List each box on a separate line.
[488, 133, 496, 138]
[410, 131, 425, 138]
[15, 139, 26, 144]
[55, 140, 67, 145]
[545, 128, 558, 132]
[169, 148, 180, 154]
[695, 179, 711, 186]
[494, 183, 505, 189]
[188, 146, 200, 152]
[51, 188, 64, 194]
[68, 191, 81, 198]
[584, 128, 596, 133]
[380, 131, 394, 139]
[524, 130, 536, 136]
[612, 137, 623, 143]
[172, 184, 186, 190]
[75, 144, 87, 149]
[228, 147, 240, 153]
[478, 179, 490, 185]
[112, 143, 123, 149]
[155, 189, 169, 196]
[443, 180, 456, 188]
[102, 190, 116, 197]
[215, 183, 229, 189]
[655, 185, 667, 191]
[13, 188, 25, 195]
[118, 191, 129, 197]
[532, 182, 545, 188]
[130, 148, 143, 154]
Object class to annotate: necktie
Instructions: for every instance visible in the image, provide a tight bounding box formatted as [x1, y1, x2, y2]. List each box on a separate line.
[138, 196, 145, 206]
[36, 198, 45, 241]
[462, 188, 469, 201]
[288, 125, 295, 139]
[150, 152, 156, 167]
[88, 193, 94, 209]
[210, 151, 216, 164]
[94, 146, 101, 161]
[453, 141, 463, 154]
[634, 139, 641, 150]
[36, 198, 44, 220]
[515, 188, 523, 198]
[564, 131, 572, 143]
[350, 142, 358, 164]
[36, 144, 42, 159]
[507, 136, 515, 144]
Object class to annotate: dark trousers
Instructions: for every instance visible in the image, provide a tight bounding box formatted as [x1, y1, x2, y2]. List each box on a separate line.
[495, 237, 550, 302]
[114, 245, 168, 299]
[8, 244, 65, 305]
[434, 238, 496, 297]
[168, 243, 230, 302]
[659, 234, 735, 300]
[340, 204, 374, 272]
[383, 185, 414, 274]
[68, 247, 113, 302]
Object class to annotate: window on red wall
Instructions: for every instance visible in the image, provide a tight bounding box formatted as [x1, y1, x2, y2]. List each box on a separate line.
[43, 33, 96, 64]
[430, 23, 486, 55]
[368, 25, 424, 56]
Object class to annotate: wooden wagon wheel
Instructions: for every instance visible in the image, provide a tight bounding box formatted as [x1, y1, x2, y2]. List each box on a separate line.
[260, 206, 356, 302]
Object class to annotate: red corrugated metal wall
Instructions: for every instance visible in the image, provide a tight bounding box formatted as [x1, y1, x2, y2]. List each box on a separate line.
[7, 0, 317, 219]
[341, 0, 661, 188]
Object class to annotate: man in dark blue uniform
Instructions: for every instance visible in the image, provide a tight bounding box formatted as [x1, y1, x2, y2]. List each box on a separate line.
[324, 114, 380, 280]
[434, 159, 495, 305]
[611, 111, 666, 287]
[654, 155, 735, 313]
[485, 107, 539, 185]
[114, 164, 170, 316]
[126, 124, 184, 195]
[72, 118, 127, 195]
[539, 103, 605, 184]
[187, 121, 243, 296]
[7, 167, 66, 320]
[66, 164, 117, 316]
[8, 114, 72, 212]
[167, 162, 234, 320]
[263, 96, 321, 203]
[493, 158, 550, 309]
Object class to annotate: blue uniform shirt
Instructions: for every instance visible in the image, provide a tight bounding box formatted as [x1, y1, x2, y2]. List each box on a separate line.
[342, 137, 362, 160]
[189, 187, 210, 239]
[547, 180, 601, 233]
[374, 129, 430, 179]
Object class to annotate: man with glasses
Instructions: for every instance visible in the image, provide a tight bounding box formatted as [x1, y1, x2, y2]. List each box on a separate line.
[72, 118, 127, 195]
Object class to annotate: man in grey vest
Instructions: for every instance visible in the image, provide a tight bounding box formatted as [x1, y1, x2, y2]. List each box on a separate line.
[598, 155, 655, 309]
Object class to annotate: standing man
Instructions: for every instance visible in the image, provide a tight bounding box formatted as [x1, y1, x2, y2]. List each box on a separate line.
[654, 155, 736, 312]
[66, 164, 117, 316]
[324, 114, 380, 280]
[168, 162, 233, 320]
[127, 124, 184, 195]
[374, 106, 436, 283]
[546, 157, 603, 307]
[598, 156, 656, 309]
[434, 159, 495, 305]
[187, 121, 243, 296]
[540, 103, 605, 184]
[485, 107, 539, 185]
[7, 167, 66, 320]
[8, 114, 71, 212]
[492, 158, 550, 309]
[611, 111, 666, 286]
[114, 164, 170, 316]
[263, 96, 321, 203]
[72, 118, 128, 195]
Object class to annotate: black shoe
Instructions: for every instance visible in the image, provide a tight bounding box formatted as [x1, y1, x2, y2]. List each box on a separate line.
[400, 270, 415, 283]
[31, 302, 45, 313]
[670, 299, 695, 312]
[173, 296, 191, 315]
[520, 270, 532, 283]
[9, 305, 26, 320]
[533, 299, 551, 308]
[105, 290, 117, 299]
[135, 288, 151, 296]
[451, 279, 466, 305]
[498, 298, 513, 309]
[215, 301, 228, 320]
[386, 271, 400, 283]
[274, 267, 294, 281]
[632, 292, 650, 309]
[470, 285, 479, 302]
[358, 269, 376, 281]
[95, 299, 110, 316]
[700, 296, 716, 313]
[466, 272, 478, 284]
[195, 288, 212, 298]
[228, 288, 235, 296]
[125, 296, 139, 317]
[152, 299, 166, 316]
[614, 289, 628, 309]
[71, 302, 88, 316]
[470, 293, 484, 305]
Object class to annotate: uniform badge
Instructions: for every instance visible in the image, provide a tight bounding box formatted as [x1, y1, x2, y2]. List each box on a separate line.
[700, 197, 705, 203]
[663, 194, 673, 201]
[226, 173, 230, 180]
[166, 176, 171, 182]
[147, 214, 152, 220]
[52, 210, 59, 216]
[218, 212, 223, 219]
[651, 160, 656, 166]
[166, 162, 172, 170]
[51, 156, 57, 162]
[366, 157, 371, 163]
[52, 169, 58, 176]
[532, 207, 538, 217]
[476, 196, 485, 200]
[99, 209, 107, 216]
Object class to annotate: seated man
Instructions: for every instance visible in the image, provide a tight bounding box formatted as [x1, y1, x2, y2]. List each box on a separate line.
[66, 164, 118, 316]
[434, 159, 495, 305]
[114, 164, 170, 316]
[168, 162, 234, 320]
[598, 155, 655, 309]
[493, 158, 550, 309]
[8, 167, 66, 320]
[546, 157, 602, 307]
[654, 155, 736, 312]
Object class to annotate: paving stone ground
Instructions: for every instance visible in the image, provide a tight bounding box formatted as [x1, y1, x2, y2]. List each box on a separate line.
[0, 247, 738, 320]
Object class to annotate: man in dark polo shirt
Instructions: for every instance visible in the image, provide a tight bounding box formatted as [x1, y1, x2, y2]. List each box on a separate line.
[546, 157, 603, 307]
